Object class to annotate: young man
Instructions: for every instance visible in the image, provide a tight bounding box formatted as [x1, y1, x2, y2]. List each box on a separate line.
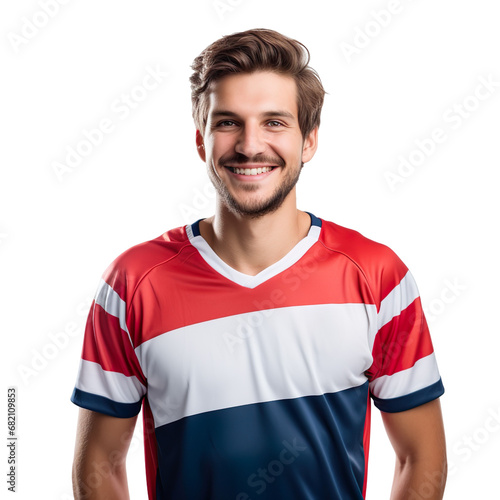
[71, 29, 447, 499]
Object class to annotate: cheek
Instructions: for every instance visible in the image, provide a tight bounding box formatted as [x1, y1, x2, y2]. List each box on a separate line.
[210, 139, 233, 161]
[271, 135, 302, 156]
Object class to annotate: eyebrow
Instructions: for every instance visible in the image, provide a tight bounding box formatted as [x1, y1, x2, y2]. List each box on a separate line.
[210, 110, 296, 120]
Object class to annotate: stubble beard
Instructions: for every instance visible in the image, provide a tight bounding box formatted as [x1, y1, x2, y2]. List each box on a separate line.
[209, 160, 304, 220]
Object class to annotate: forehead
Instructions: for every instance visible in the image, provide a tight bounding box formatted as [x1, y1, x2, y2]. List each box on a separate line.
[206, 71, 298, 118]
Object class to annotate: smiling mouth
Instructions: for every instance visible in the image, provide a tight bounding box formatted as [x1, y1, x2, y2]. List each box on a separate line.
[226, 166, 276, 176]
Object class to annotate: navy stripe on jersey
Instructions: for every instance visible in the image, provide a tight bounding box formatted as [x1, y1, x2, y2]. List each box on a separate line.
[191, 219, 202, 237]
[305, 211, 322, 228]
[371, 378, 444, 413]
[155, 383, 369, 500]
[71, 387, 143, 418]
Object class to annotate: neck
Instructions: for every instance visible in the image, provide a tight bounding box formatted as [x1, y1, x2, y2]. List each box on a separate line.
[199, 194, 311, 276]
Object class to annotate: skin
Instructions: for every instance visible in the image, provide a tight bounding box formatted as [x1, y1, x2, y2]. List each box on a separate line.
[195, 71, 318, 275]
[383, 399, 447, 499]
[72, 70, 447, 499]
[72, 409, 137, 499]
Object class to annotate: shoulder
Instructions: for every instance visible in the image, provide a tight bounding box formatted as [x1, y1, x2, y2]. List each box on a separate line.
[318, 218, 410, 302]
[100, 223, 193, 299]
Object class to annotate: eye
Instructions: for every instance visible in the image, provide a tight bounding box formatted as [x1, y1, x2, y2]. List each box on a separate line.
[267, 120, 283, 127]
[217, 120, 236, 127]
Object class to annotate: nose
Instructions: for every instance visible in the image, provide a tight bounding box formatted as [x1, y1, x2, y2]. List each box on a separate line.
[234, 121, 266, 158]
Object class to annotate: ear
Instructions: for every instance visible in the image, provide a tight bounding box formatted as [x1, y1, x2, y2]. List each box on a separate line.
[196, 130, 206, 162]
[301, 126, 319, 164]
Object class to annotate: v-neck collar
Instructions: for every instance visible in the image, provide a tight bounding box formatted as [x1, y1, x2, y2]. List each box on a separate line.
[185, 212, 322, 289]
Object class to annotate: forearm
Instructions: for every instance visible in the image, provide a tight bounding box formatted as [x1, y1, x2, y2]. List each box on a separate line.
[390, 456, 447, 500]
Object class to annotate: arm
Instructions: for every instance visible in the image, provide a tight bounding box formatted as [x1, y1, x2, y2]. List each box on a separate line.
[72, 408, 138, 500]
[381, 399, 447, 500]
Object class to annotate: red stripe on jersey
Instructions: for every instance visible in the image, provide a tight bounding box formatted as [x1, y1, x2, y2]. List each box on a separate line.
[129, 242, 376, 347]
[100, 229, 194, 304]
[319, 221, 410, 311]
[367, 299, 434, 379]
[81, 302, 146, 384]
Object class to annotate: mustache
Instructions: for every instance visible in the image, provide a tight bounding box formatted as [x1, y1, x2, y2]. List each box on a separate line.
[218, 153, 285, 167]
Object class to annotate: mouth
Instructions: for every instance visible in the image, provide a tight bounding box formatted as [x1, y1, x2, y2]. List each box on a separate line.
[225, 166, 277, 176]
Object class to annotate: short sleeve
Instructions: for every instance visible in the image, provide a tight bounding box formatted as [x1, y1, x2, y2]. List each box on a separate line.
[71, 266, 147, 418]
[366, 269, 444, 413]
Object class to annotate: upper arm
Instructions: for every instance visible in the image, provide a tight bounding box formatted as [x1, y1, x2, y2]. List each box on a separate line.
[380, 398, 446, 464]
[72, 408, 138, 497]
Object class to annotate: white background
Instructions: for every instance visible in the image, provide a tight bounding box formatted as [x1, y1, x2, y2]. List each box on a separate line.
[1, 0, 499, 498]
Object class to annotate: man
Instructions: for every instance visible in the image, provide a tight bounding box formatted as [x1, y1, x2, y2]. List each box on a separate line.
[71, 28, 447, 499]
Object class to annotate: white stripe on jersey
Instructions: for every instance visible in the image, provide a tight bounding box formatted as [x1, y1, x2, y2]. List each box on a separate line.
[95, 278, 132, 344]
[75, 359, 146, 403]
[135, 303, 377, 428]
[368, 352, 440, 399]
[376, 270, 420, 331]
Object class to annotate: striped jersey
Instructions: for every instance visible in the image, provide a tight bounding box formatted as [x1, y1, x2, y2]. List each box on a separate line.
[71, 212, 444, 499]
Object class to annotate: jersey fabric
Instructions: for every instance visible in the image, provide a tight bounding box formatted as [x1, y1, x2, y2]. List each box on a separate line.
[71, 212, 444, 500]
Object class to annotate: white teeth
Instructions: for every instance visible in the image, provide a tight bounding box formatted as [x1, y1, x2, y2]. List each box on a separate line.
[233, 166, 273, 175]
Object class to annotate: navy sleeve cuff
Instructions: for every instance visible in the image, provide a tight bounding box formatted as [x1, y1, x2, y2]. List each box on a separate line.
[71, 388, 143, 418]
[371, 378, 445, 413]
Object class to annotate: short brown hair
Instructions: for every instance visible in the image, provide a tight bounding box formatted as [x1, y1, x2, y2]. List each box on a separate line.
[190, 28, 326, 140]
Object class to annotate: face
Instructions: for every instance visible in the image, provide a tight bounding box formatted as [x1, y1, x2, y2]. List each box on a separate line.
[196, 71, 318, 219]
